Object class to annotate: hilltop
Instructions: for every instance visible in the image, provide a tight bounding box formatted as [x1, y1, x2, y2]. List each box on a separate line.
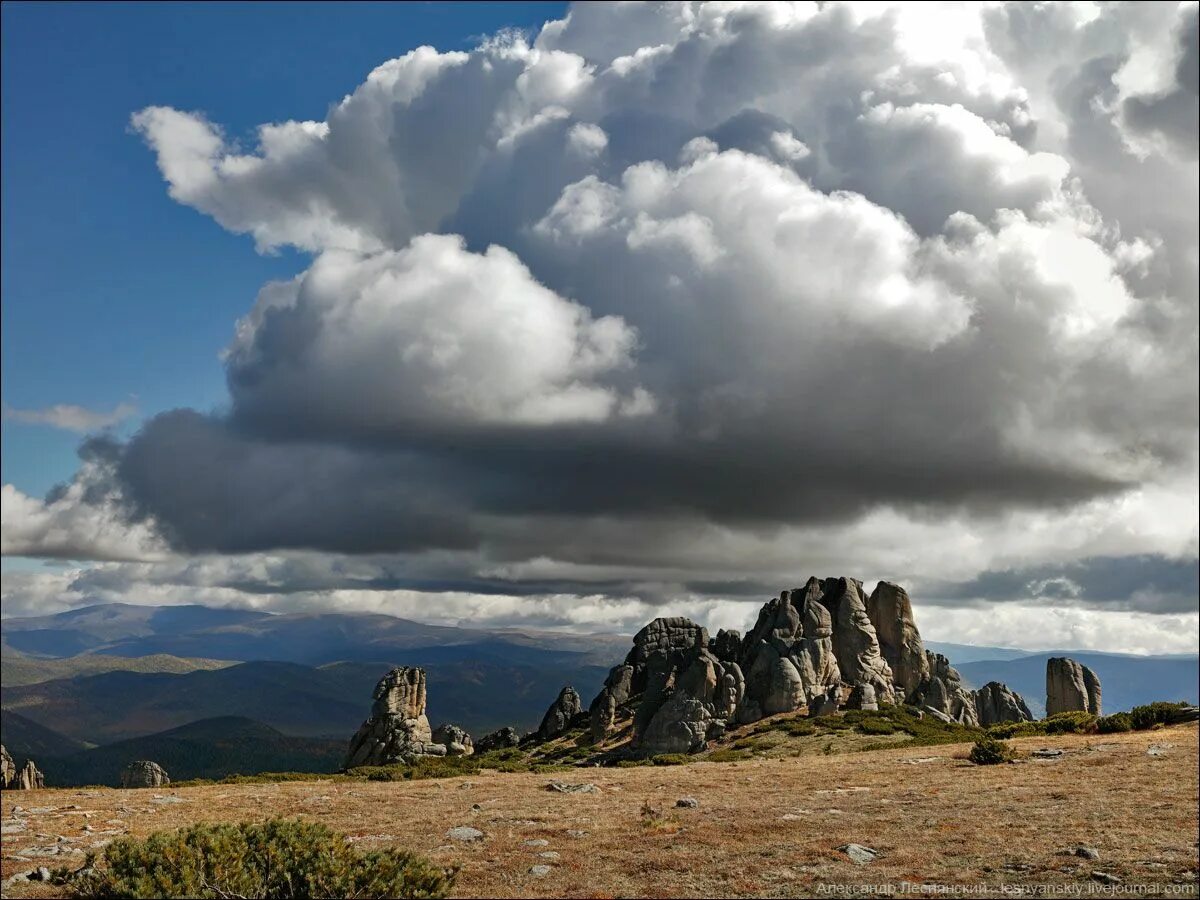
[1, 726, 1195, 898]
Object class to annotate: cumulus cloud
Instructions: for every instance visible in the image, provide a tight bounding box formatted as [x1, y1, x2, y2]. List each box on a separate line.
[3, 401, 137, 433]
[6, 2, 1198, 652]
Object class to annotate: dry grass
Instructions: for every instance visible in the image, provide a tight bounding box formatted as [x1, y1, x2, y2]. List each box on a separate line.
[2, 725, 1197, 898]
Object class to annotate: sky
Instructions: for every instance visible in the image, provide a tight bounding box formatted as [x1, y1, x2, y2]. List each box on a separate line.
[1, 1, 1197, 654]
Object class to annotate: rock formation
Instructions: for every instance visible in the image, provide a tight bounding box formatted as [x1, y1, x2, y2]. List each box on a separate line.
[431, 724, 474, 756]
[578, 576, 1034, 755]
[1, 745, 45, 791]
[344, 667, 446, 768]
[475, 726, 520, 753]
[120, 760, 170, 788]
[1046, 657, 1102, 716]
[916, 652, 979, 726]
[866, 581, 930, 700]
[537, 686, 583, 741]
[973, 681, 1033, 725]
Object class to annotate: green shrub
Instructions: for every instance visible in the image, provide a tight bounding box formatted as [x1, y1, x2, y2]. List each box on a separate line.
[969, 736, 1014, 765]
[1129, 701, 1189, 730]
[987, 721, 1043, 739]
[1043, 711, 1097, 734]
[1096, 712, 1133, 733]
[69, 819, 454, 899]
[856, 719, 897, 735]
[650, 753, 690, 766]
[706, 748, 751, 763]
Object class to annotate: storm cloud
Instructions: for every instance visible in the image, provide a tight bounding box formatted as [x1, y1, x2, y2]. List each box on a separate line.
[3, 2, 1197, 650]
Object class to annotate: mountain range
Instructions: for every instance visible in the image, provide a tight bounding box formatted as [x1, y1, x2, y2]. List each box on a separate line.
[1, 602, 1195, 787]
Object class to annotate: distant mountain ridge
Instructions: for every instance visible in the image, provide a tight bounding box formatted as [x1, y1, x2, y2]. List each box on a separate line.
[36, 716, 345, 787]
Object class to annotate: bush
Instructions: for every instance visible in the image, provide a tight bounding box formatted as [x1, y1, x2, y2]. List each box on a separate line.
[1043, 711, 1097, 734]
[1096, 713, 1133, 733]
[706, 748, 751, 763]
[969, 736, 1014, 765]
[856, 719, 897, 735]
[987, 721, 1043, 739]
[69, 819, 454, 899]
[650, 753, 690, 766]
[1129, 701, 1189, 730]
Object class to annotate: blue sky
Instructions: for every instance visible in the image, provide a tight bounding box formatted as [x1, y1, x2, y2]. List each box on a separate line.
[1, 1, 566, 498]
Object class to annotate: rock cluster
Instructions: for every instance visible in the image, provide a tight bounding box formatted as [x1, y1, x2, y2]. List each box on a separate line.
[584, 576, 1035, 754]
[120, 760, 170, 788]
[0, 745, 44, 791]
[476, 726, 520, 752]
[1046, 657, 1102, 716]
[344, 667, 448, 767]
[431, 724, 474, 756]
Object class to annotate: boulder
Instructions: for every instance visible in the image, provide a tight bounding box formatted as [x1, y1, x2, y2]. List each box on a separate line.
[431, 724, 474, 756]
[639, 693, 713, 755]
[624, 617, 708, 694]
[537, 686, 583, 741]
[475, 726, 520, 753]
[1, 747, 44, 791]
[710, 629, 742, 663]
[0, 745, 14, 787]
[120, 760, 170, 788]
[1046, 657, 1102, 716]
[866, 581, 930, 701]
[973, 681, 1033, 726]
[846, 683, 878, 712]
[343, 667, 444, 768]
[808, 685, 841, 717]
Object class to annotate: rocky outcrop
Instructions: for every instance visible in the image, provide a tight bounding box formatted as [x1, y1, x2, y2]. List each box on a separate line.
[973, 681, 1033, 725]
[475, 727, 520, 753]
[578, 576, 1030, 755]
[1046, 657, 1102, 716]
[589, 664, 634, 742]
[866, 581, 930, 701]
[916, 652, 979, 726]
[537, 686, 583, 741]
[1, 746, 45, 791]
[344, 667, 446, 768]
[431, 724, 474, 756]
[120, 760, 170, 788]
[820, 577, 896, 704]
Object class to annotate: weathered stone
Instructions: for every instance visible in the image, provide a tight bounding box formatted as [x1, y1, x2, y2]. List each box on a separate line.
[639, 693, 713, 755]
[846, 683, 878, 711]
[973, 681, 1033, 726]
[0, 746, 14, 788]
[119, 761, 169, 789]
[918, 652, 979, 726]
[589, 665, 634, 741]
[1046, 658, 1102, 716]
[529, 865, 553, 877]
[710, 629, 742, 663]
[343, 667, 442, 768]
[537, 686, 583, 741]
[475, 727, 520, 753]
[1, 747, 44, 791]
[820, 578, 895, 703]
[446, 826, 484, 842]
[838, 843, 880, 865]
[808, 685, 842, 717]
[676, 797, 699, 808]
[866, 581, 930, 700]
[431, 724, 474, 756]
[625, 617, 708, 691]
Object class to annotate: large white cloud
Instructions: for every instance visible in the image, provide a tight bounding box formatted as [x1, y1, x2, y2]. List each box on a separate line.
[5, 1, 1197, 652]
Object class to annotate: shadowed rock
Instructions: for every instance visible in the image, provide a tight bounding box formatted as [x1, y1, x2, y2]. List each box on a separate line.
[974, 681, 1033, 725]
[1, 745, 44, 791]
[120, 760, 170, 788]
[1046, 657, 1102, 716]
[537, 686, 583, 741]
[475, 726, 520, 753]
[918, 652, 979, 726]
